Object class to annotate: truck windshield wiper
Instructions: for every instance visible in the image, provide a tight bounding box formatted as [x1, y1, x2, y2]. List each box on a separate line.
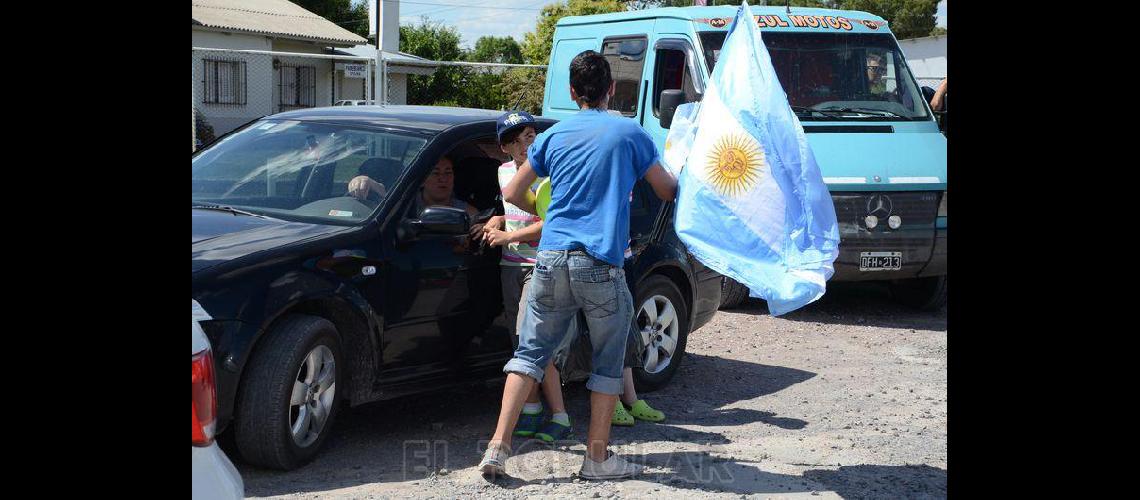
[817, 106, 905, 118]
[192, 203, 271, 219]
[791, 106, 845, 118]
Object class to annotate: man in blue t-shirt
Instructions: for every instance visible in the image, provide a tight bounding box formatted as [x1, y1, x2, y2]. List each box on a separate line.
[479, 50, 678, 481]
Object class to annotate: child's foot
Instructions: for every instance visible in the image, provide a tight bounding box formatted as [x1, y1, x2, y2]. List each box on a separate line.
[627, 399, 665, 422]
[535, 419, 572, 443]
[513, 404, 543, 437]
[612, 402, 635, 426]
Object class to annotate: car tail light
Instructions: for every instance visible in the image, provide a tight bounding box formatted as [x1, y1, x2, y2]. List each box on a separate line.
[192, 349, 217, 447]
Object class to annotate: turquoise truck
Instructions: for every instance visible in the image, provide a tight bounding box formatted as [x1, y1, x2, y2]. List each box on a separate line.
[542, 5, 947, 310]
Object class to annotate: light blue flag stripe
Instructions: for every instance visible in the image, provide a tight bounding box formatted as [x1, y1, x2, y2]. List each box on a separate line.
[671, 1, 839, 316]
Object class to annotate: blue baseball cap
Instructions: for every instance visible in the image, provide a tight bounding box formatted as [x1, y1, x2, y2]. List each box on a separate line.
[496, 110, 536, 144]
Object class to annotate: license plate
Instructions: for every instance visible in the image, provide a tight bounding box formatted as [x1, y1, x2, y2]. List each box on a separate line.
[860, 251, 901, 271]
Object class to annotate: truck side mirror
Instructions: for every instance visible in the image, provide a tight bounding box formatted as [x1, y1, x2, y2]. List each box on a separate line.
[921, 86, 936, 105]
[659, 89, 685, 129]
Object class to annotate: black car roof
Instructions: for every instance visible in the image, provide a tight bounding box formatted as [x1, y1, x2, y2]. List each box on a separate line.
[269, 105, 541, 132]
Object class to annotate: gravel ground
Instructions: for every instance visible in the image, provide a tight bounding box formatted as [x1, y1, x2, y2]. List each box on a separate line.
[234, 281, 947, 499]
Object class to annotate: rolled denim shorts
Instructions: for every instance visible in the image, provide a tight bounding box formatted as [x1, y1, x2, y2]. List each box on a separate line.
[504, 249, 634, 395]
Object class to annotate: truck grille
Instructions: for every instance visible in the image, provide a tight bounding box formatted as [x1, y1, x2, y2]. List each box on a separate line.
[831, 191, 941, 228]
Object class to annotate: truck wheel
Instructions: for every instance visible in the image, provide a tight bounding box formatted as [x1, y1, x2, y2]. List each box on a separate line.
[233, 314, 343, 470]
[631, 275, 690, 392]
[889, 276, 947, 311]
[719, 276, 750, 309]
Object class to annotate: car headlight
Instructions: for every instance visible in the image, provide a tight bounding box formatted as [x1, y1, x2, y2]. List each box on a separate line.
[937, 191, 947, 217]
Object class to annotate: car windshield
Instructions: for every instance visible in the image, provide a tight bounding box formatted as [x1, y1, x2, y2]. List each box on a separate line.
[192, 120, 428, 224]
[698, 31, 930, 121]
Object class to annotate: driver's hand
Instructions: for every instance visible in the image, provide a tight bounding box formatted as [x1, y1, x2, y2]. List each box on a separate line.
[348, 176, 386, 201]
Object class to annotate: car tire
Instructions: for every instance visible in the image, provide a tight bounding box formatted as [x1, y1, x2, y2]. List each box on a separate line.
[233, 314, 343, 470]
[888, 275, 947, 311]
[631, 275, 690, 393]
[719, 276, 750, 310]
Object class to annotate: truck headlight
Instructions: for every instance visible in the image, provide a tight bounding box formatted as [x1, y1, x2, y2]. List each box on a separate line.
[937, 191, 947, 217]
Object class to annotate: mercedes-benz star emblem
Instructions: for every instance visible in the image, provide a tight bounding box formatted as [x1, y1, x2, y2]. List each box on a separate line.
[866, 194, 893, 218]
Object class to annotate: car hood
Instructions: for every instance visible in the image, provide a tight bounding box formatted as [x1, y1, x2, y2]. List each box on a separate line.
[192, 209, 349, 273]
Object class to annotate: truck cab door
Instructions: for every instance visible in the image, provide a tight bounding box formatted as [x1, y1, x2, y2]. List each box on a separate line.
[639, 37, 705, 160]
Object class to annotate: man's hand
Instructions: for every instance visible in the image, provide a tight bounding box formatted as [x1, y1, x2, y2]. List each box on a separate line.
[348, 176, 386, 201]
[486, 215, 505, 231]
[483, 227, 513, 247]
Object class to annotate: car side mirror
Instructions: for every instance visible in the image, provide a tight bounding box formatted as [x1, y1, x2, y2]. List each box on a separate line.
[404, 206, 469, 237]
[659, 89, 686, 129]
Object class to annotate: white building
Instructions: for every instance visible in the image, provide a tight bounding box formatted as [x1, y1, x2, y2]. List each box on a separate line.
[897, 34, 946, 88]
[192, 0, 367, 136]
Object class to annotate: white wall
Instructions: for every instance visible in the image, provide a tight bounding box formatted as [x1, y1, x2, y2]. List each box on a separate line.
[898, 36, 946, 83]
[192, 29, 271, 50]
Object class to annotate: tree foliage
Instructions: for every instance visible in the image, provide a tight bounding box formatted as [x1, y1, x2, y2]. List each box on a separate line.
[289, 0, 370, 38]
[468, 36, 524, 64]
[522, 0, 626, 65]
[400, 18, 465, 107]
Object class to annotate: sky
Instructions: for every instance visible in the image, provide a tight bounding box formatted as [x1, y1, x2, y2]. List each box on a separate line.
[387, 0, 946, 50]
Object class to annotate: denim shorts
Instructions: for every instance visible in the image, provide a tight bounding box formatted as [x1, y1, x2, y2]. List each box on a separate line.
[503, 249, 634, 395]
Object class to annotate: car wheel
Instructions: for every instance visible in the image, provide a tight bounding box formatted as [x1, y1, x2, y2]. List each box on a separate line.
[631, 275, 690, 393]
[719, 276, 750, 310]
[888, 275, 947, 311]
[233, 314, 343, 470]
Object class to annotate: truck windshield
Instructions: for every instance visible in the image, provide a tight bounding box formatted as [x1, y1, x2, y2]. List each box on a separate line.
[698, 31, 930, 121]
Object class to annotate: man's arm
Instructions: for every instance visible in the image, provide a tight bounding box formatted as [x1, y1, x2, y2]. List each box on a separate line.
[643, 162, 678, 201]
[504, 159, 539, 215]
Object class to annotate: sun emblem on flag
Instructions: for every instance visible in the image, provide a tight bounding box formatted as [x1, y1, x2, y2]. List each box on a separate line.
[706, 132, 764, 196]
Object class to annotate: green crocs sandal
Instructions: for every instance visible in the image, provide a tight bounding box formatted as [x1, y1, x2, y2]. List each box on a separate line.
[535, 419, 572, 443]
[612, 402, 635, 426]
[627, 399, 665, 422]
[513, 409, 544, 437]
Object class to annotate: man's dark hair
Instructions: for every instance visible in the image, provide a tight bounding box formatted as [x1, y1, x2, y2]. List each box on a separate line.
[569, 50, 612, 108]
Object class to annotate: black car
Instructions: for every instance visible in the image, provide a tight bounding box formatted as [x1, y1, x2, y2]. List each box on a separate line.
[191, 105, 722, 470]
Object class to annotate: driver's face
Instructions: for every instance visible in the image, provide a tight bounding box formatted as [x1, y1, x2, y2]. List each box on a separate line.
[424, 159, 455, 201]
[866, 57, 886, 84]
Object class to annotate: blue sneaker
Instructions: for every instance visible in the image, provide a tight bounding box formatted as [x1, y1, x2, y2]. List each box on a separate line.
[535, 419, 572, 443]
[513, 411, 544, 437]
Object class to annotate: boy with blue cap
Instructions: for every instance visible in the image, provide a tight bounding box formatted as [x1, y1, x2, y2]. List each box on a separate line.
[482, 110, 574, 444]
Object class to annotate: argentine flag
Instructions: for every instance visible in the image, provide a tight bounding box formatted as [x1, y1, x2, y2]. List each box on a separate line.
[667, 1, 839, 316]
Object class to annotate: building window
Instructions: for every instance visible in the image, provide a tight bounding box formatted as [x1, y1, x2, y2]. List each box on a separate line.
[279, 63, 316, 109]
[600, 36, 647, 117]
[202, 59, 247, 105]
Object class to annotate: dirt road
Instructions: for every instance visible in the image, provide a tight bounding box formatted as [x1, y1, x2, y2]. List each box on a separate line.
[236, 281, 947, 499]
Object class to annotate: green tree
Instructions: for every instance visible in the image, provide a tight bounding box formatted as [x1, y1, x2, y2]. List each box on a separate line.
[289, 0, 370, 38]
[498, 68, 547, 114]
[400, 18, 465, 106]
[522, 0, 626, 65]
[836, 0, 939, 39]
[468, 36, 524, 64]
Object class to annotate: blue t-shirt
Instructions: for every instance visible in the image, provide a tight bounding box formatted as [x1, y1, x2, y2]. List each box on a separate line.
[527, 109, 659, 266]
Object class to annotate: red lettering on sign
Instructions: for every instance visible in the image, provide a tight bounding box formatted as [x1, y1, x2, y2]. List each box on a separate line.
[806, 16, 819, 27]
[825, 16, 840, 29]
[838, 17, 853, 30]
[776, 15, 789, 27]
[788, 14, 809, 27]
